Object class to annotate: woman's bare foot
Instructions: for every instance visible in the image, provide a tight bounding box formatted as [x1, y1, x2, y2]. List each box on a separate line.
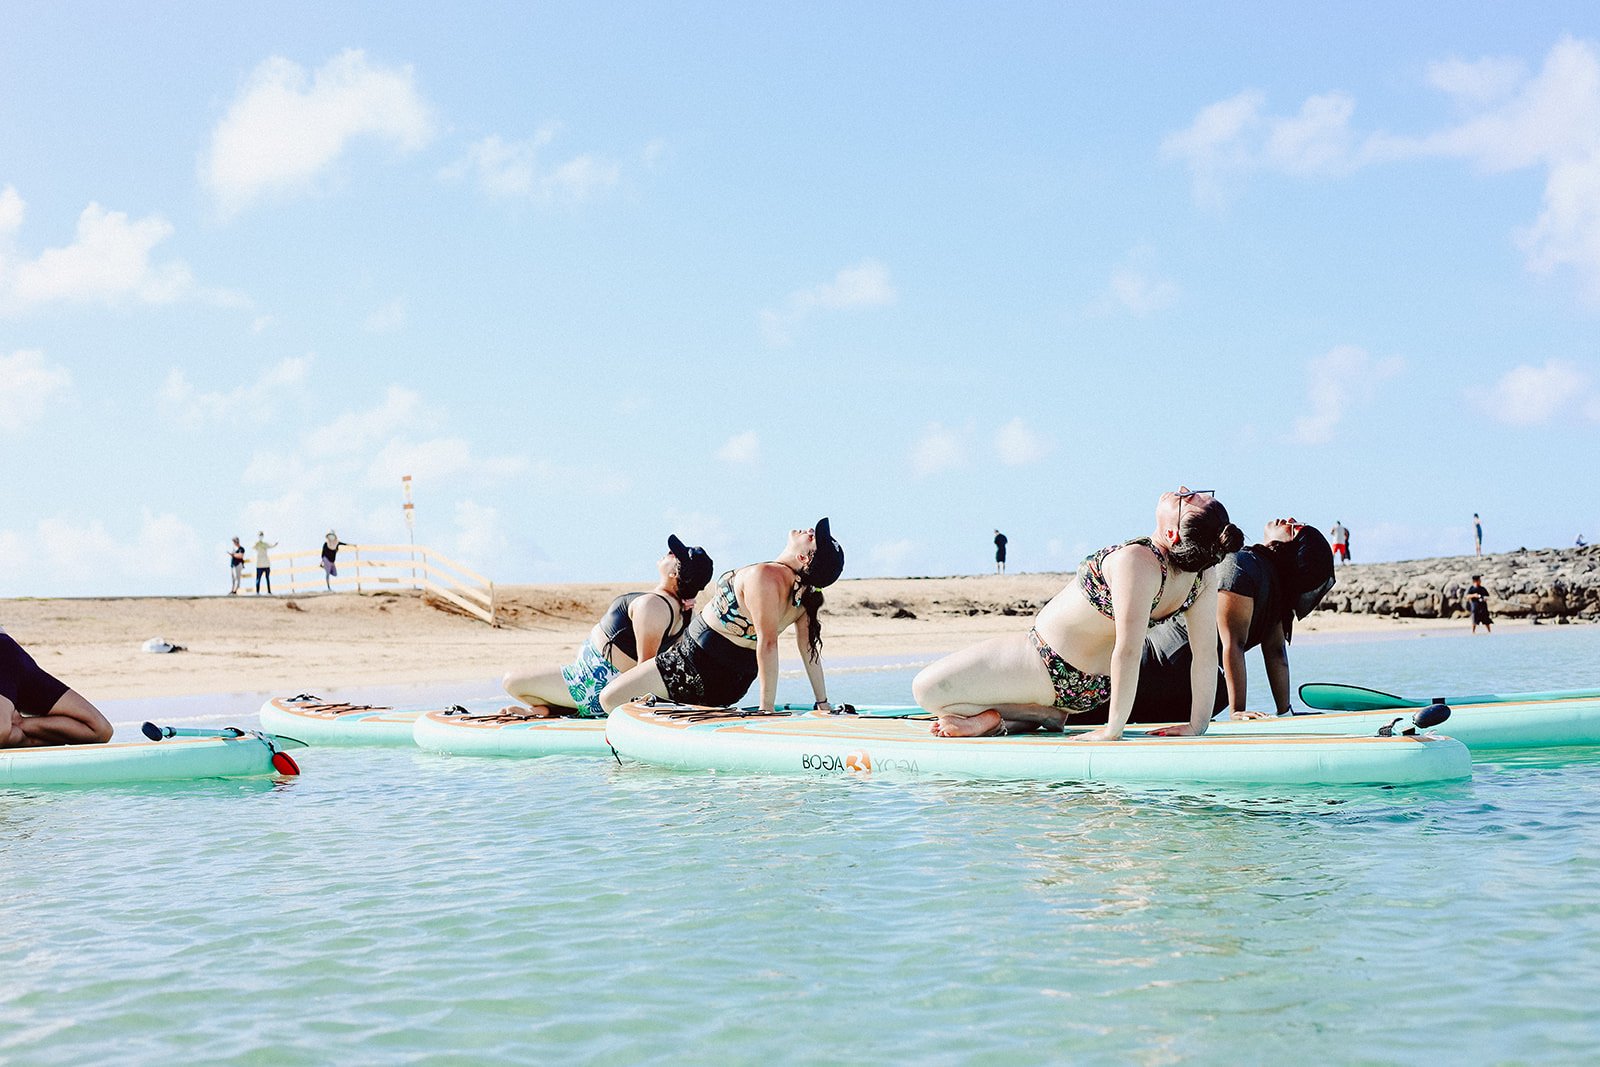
[502, 703, 562, 719]
[931, 709, 1003, 737]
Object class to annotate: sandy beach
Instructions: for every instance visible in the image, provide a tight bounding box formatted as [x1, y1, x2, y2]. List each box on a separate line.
[1, 574, 1533, 700]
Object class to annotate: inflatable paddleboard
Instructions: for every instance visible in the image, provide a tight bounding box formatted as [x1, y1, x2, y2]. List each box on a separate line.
[412, 707, 610, 758]
[0, 731, 303, 787]
[1285, 684, 1600, 748]
[259, 694, 453, 746]
[606, 702, 1472, 786]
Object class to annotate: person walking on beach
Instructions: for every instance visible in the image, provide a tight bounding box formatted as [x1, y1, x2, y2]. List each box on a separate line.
[320, 531, 349, 591]
[913, 488, 1243, 740]
[601, 519, 845, 716]
[1473, 513, 1484, 556]
[501, 535, 714, 718]
[253, 532, 277, 595]
[994, 530, 1008, 574]
[228, 536, 246, 595]
[1466, 574, 1493, 634]
[1329, 520, 1350, 563]
[1131, 519, 1336, 721]
[1, 632, 113, 747]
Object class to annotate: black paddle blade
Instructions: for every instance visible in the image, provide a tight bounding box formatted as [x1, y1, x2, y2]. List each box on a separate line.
[1414, 701, 1452, 730]
[141, 721, 163, 741]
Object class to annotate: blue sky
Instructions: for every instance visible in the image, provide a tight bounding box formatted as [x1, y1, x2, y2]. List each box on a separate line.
[3, 3, 1598, 596]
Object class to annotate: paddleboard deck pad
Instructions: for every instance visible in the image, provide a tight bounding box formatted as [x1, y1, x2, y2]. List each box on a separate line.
[0, 732, 304, 787]
[412, 707, 609, 758]
[259, 694, 501, 746]
[606, 702, 1472, 786]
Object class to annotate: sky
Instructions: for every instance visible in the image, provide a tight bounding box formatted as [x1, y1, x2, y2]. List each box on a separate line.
[3, 3, 1599, 597]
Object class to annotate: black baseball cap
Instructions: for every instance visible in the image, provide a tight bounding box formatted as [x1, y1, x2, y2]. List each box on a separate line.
[667, 535, 714, 598]
[806, 517, 845, 589]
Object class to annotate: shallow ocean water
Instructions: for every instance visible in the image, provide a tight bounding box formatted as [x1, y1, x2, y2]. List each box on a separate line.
[3, 624, 1600, 1064]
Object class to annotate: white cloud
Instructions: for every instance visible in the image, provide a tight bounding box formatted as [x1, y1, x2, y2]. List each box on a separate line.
[1165, 37, 1600, 298]
[203, 49, 435, 216]
[0, 349, 72, 432]
[303, 385, 424, 455]
[441, 130, 619, 201]
[661, 509, 730, 553]
[0, 193, 194, 314]
[1427, 56, 1528, 106]
[1161, 89, 1359, 195]
[1483, 359, 1596, 425]
[0, 185, 23, 235]
[869, 538, 920, 575]
[994, 417, 1051, 466]
[761, 259, 897, 345]
[716, 430, 760, 464]
[1102, 244, 1181, 316]
[451, 500, 508, 568]
[160, 355, 310, 425]
[9, 510, 200, 586]
[1293, 345, 1403, 445]
[363, 298, 406, 333]
[366, 436, 527, 488]
[911, 422, 967, 477]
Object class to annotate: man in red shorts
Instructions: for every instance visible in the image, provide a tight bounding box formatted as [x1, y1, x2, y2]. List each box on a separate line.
[1329, 520, 1350, 563]
[1, 632, 113, 747]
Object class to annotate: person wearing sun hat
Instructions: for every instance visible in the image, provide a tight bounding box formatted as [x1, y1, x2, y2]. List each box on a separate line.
[500, 533, 714, 718]
[601, 518, 844, 715]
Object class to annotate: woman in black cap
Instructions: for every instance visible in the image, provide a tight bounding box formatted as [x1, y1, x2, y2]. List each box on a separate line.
[600, 519, 844, 714]
[1128, 518, 1336, 722]
[501, 534, 713, 718]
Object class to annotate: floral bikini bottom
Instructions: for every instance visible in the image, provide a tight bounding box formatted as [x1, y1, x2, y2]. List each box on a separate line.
[1027, 628, 1111, 712]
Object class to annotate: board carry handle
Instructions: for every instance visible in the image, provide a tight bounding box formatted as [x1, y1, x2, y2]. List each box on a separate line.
[142, 723, 246, 740]
[1376, 700, 1452, 736]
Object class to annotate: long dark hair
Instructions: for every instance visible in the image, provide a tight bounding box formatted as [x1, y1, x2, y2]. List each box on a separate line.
[1170, 498, 1245, 573]
[798, 586, 824, 662]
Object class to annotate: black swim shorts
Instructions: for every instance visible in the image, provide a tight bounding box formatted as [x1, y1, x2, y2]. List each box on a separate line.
[653, 616, 759, 707]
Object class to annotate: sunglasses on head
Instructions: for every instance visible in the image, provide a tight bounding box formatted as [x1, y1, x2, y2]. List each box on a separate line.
[1175, 487, 1214, 522]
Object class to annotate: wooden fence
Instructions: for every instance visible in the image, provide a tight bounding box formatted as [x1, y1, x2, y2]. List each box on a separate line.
[259, 543, 498, 626]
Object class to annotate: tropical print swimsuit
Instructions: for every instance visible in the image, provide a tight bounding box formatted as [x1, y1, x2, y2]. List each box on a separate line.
[1028, 539, 1204, 711]
[710, 565, 804, 643]
[561, 639, 621, 717]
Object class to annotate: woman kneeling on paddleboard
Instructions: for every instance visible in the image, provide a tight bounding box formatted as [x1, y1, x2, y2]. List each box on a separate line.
[600, 519, 844, 714]
[1, 633, 113, 747]
[913, 488, 1242, 740]
[501, 535, 714, 718]
[1130, 518, 1335, 721]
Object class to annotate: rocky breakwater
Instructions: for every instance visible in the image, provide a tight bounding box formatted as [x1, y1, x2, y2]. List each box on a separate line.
[1317, 545, 1600, 621]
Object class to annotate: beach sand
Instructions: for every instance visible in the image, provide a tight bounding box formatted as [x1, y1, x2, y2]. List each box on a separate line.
[2, 574, 1532, 700]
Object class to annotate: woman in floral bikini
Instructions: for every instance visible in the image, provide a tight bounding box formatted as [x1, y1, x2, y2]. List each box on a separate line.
[913, 488, 1243, 740]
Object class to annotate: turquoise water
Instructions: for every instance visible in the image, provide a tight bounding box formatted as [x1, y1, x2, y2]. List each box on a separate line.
[4, 625, 1600, 1063]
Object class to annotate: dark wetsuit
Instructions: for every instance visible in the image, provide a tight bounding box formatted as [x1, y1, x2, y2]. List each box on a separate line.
[0, 634, 70, 714]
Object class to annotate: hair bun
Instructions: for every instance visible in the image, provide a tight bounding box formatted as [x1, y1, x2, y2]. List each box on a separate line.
[1219, 523, 1245, 555]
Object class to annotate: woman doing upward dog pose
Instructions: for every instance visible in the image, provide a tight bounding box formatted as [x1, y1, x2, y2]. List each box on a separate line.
[913, 488, 1242, 740]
